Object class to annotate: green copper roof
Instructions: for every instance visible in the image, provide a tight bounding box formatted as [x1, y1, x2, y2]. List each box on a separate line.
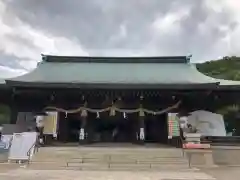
[0, 79, 5, 84]
[4, 55, 234, 89]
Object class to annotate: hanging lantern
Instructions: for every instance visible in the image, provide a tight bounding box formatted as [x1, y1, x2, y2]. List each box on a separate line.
[96, 112, 100, 118]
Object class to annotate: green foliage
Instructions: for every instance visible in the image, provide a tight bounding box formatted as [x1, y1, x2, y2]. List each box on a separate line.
[197, 56, 240, 134]
[197, 56, 240, 80]
[0, 104, 10, 125]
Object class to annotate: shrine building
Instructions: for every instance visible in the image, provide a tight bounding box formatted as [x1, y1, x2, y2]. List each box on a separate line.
[0, 55, 240, 146]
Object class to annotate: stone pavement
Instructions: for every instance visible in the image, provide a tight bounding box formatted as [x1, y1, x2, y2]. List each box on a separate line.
[201, 166, 240, 180]
[0, 169, 215, 180]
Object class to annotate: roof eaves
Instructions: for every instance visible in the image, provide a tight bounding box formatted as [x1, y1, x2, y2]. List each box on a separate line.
[42, 54, 189, 64]
[5, 80, 219, 90]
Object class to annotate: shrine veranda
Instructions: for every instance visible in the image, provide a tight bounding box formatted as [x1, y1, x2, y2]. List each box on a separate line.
[0, 55, 240, 146]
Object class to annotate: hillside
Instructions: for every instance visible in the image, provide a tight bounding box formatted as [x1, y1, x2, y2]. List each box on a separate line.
[197, 56, 240, 81]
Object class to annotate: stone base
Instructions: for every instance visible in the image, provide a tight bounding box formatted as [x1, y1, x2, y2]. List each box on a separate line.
[212, 146, 240, 166]
[184, 149, 216, 168]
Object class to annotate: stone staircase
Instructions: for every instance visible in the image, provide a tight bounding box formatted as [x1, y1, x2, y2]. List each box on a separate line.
[28, 146, 191, 171]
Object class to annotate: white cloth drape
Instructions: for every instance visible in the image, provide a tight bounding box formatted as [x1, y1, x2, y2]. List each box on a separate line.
[187, 110, 226, 136]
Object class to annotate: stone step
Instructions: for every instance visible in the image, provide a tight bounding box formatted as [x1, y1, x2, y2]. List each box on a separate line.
[33, 157, 185, 162]
[30, 159, 188, 168]
[34, 153, 183, 159]
[30, 147, 189, 171]
[33, 153, 185, 158]
[27, 162, 191, 171]
[32, 156, 187, 164]
[37, 147, 183, 155]
[38, 147, 180, 151]
[31, 161, 188, 167]
[33, 153, 184, 158]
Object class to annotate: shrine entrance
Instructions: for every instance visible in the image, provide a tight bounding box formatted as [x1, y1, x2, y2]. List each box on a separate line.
[58, 113, 82, 142]
[145, 113, 168, 144]
[57, 112, 137, 143]
[57, 112, 170, 145]
[90, 116, 135, 143]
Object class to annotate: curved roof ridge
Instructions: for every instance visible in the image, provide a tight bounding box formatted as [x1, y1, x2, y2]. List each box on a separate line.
[190, 64, 220, 82]
[42, 54, 190, 64]
[191, 64, 240, 86]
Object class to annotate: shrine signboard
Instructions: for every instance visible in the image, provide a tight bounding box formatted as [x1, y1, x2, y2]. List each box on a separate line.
[167, 113, 180, 139]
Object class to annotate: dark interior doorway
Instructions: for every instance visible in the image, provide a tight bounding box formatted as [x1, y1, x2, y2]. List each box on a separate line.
[91, 114, 135, 143]
[58, 112, 168, 144]
[58, 113, 81, 142]
[145, 113, 168, 144]
[67, 114, 81, 142]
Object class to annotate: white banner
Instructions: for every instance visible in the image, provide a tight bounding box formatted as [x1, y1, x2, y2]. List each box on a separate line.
[43, 112, 58, 137]
[8, 132, 37, 161]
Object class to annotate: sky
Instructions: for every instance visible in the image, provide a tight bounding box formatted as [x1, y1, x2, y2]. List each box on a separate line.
[0, 0, 240, 78]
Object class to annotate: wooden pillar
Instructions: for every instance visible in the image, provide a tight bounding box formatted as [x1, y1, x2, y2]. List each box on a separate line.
[58, 112, 68, 142]
[9, 90, 18, 124]
[10, 104, 18, 124]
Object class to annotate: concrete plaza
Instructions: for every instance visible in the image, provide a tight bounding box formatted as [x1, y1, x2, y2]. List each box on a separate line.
[0, 167, 218, 180]
[0, 166, 239, 180]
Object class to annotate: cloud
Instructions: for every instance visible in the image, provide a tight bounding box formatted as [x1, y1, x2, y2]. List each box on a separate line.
[0, 0, 88, 75]
[0, 65, 26, 78]
[0, 0, 240, 78]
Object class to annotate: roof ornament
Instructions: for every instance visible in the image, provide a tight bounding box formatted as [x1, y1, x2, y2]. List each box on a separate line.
[41, 54, 47, 61]
[186, 54, 192, 63]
